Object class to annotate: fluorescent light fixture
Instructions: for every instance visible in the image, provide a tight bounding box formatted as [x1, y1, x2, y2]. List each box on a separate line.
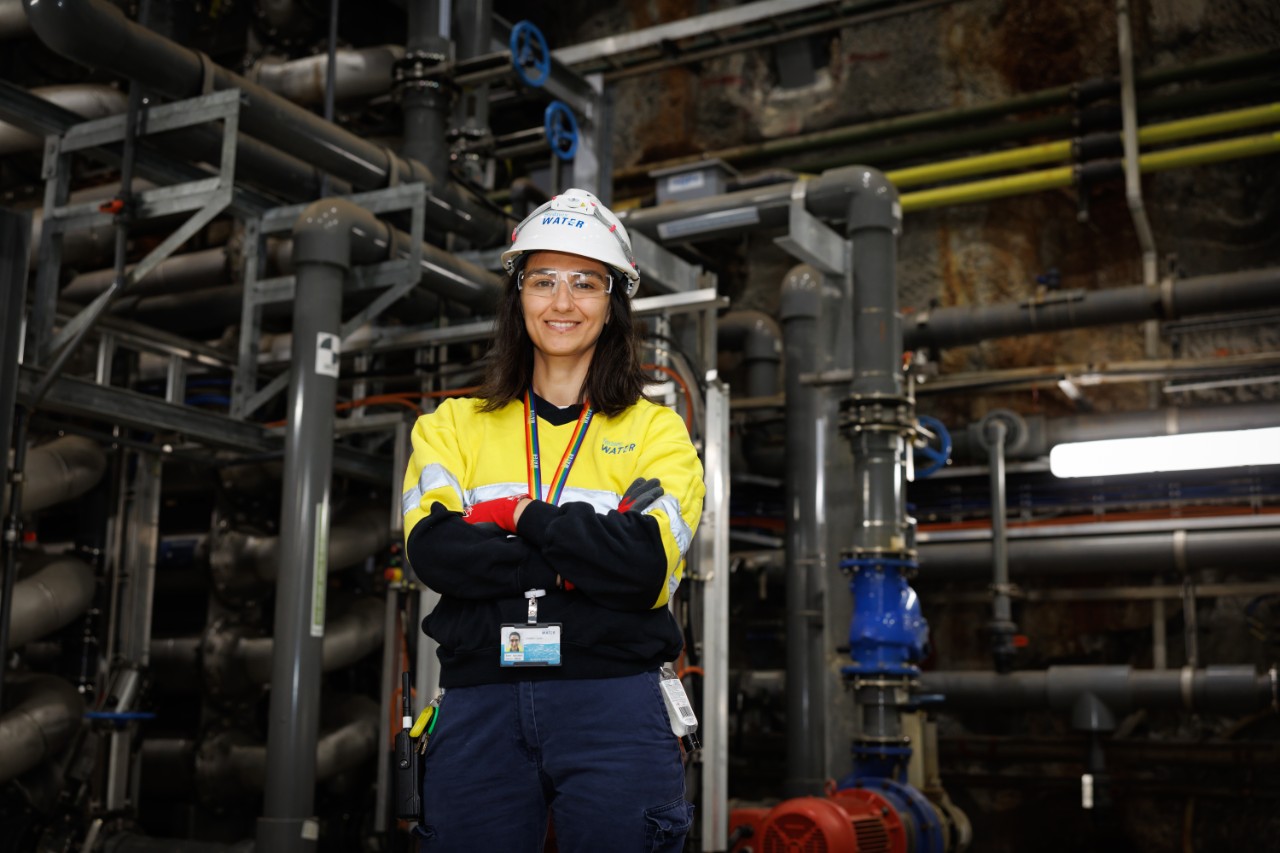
[1049, 426, 1280, 478]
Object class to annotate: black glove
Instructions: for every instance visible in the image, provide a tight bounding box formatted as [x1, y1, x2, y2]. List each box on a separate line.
[618, 477, 664, 513]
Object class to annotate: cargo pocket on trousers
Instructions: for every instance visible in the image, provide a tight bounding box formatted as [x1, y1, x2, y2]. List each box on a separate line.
[644, 797, 694, 852]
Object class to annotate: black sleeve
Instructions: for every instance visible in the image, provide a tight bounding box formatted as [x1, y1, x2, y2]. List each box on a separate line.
[514, 499, 668, 611]
[405, 502, 559, 599]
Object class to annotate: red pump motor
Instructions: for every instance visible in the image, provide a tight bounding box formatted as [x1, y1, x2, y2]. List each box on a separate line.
[730, 788, 907, 853]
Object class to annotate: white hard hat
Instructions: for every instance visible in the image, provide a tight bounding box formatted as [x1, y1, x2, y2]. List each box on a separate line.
[501, 188, 641, 297]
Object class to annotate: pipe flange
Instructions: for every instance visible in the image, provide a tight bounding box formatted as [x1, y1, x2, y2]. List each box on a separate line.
[840, 394, 916, 432]
[989, 582, 1023, 599]
[393, 49, 457, 97]
[976, 408, 1029, 454]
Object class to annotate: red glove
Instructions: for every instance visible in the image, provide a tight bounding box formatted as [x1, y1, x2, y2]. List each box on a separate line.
[463, 495, 526, 533]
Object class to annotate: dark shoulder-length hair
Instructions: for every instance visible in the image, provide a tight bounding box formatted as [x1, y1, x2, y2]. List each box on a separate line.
[475, 260, 649, 418]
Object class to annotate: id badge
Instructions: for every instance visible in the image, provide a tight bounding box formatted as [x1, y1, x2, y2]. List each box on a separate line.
[500, 623, 562, 667]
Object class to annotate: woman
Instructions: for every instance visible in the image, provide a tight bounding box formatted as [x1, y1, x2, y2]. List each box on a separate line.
[401, 188, 705, 852]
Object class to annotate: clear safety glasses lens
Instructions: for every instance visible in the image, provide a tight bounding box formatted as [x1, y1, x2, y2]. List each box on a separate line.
[518, 270, 613, 300]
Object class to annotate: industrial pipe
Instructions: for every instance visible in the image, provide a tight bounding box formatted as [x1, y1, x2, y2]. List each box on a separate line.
[63, 247, 229, 304]
[780, 265, 834, 797]
[951, 401, 1280, 462]
[0, 84, 126, 155]
[23, 0, 510, 245]
[0, 0, 27, 38]
[905, 265, 1280, 351]
[401, 0, 453, 183]
[920, 665, 1275, 717]
[718, 310, 783, 399]
[917, 526, 1280, 578]
[7, 555, 96, 649]
[209, 502, 392, 594]
[885, 101, 1280, 189]
[613, 48, 1280, 181]
[196, 696, 379, 801]
[104, 836, 254, 853]
[238, 597, 385, 684]
[0, 673, 84, 783]
[3, 435, 107, 516]
[249, 46, 403, 106]
[898, 129, 1280, 212]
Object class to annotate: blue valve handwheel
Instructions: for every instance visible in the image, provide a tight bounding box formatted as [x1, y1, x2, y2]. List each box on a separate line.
[544, 100, 579, 161]
[914, 415, 952, 478]
[510, 20, 551, 88]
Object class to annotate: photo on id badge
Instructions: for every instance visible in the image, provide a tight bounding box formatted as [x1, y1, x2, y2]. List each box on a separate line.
[500, 624, 561, 666]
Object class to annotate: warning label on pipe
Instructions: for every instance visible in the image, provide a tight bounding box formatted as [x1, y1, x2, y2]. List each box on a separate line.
[316, 332, 341, 378]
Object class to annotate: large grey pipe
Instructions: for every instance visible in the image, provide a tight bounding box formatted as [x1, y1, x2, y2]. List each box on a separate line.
[105, 837, 253, 853]
[209, 501, 392, 595]
[904, 266, 1280, 350]
[0, 673, 84, 783]
[846, 170, 907, 557]
[920, 665, 1275, 717]
[718, 311, 782, 399]
[953, 401, 1280, 462]
[249, 46, 403, 106]
[145, 696, 379, 802]
[780, 265, 831, 796]
[3, 435, 107, 516]
[0, 0, 28, 38]
[7, 555, 96, 648]
[237, 597, 384, 685]
[917, 525, 1280, 577]
[0, 84, 126, 155]
[256, 200, 351, 851]
[23, 0, 509, 245]
[62, 247, 228, 304]
[402, 0, 452, 183]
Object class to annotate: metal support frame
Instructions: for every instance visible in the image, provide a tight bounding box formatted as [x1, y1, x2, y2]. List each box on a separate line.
[696, 378, 730, 853]
[231, 183, 427, 418]
[104, 451, 163, 812]
[774, 180, 851, 276]
[31, 90, 240, 376]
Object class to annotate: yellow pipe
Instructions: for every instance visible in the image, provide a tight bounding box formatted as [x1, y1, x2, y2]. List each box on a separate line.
[887, 141, 1071, 188]
[901, 130, 1280, 212]
[889, 101, 1280, 191]
[900, 167, 1074, 212]
[1138, 130, 1280, 173]
[1138, 102, 1280, 146]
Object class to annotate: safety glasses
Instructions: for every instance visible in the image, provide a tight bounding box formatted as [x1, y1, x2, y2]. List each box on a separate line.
[518, 268, 614, 301]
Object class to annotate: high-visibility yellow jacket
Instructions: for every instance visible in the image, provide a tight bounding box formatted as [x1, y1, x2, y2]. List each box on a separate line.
[402, 393, 705, 687]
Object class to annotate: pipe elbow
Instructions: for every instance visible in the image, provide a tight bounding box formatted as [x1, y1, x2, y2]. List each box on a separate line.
[719, 310, 782, 362]
[780, 264, 823, 321]
[291, 198, 388, 270]
[818, 165, 901, 234]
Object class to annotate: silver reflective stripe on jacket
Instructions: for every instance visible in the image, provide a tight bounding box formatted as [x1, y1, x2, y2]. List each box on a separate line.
[402, 463, 467, 516]
[646, 494, 693, 557]
[467, 482, 622, 515]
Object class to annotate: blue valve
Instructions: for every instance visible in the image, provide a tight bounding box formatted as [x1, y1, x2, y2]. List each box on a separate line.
[510, 21, 551, 88]
[544, 100, 579, 161]
[913, 415, 952, 478]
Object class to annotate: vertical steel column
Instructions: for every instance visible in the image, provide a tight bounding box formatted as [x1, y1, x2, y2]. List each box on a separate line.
[105, 451, 162, 812]
[780, 264, 827, 796]
[255, 207, 347, 853]
[0, 208, 31, 715]
[0, 208, 29, 479]
[698, 379, 731, 853]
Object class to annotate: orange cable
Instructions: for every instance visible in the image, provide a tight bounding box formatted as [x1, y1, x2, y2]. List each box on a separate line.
[643, 363, 694, 432]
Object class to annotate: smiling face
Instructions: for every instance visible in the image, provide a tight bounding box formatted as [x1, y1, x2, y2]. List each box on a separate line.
[520, 250, 613, 369]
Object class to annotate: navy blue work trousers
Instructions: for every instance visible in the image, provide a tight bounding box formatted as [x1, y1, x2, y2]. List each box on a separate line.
[418, 671, 693, 852]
